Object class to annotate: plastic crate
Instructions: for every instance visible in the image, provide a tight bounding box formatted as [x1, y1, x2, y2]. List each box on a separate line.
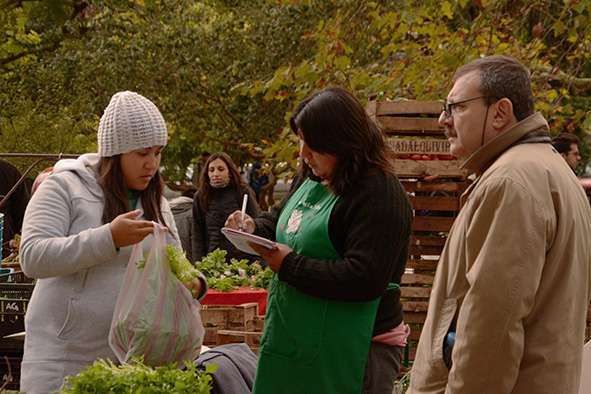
[0, 282, 34, 339]
[0, 269, 34, 284]
[0, 346, 22, 391]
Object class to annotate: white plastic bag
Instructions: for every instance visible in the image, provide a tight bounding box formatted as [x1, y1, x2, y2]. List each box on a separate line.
[109, 222, 204, 367]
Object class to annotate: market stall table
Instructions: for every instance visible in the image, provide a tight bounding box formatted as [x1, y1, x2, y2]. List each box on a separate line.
[201, 287, 268, 315]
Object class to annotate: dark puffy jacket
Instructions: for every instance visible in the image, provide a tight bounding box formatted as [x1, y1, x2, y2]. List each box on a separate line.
[192, 184, 259, 263]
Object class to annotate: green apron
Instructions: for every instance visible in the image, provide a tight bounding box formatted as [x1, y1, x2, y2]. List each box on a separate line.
[252, 179, 381, 394]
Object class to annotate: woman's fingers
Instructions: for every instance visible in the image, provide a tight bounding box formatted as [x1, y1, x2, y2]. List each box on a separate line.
[225, 211, 255, 233]
[110, 211, 168, 248]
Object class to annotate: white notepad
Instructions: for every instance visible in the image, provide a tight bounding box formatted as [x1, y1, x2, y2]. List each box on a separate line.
[221, 227, 277, 256]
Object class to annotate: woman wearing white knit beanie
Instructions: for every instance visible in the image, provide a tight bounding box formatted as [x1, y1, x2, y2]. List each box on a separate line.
[19, 91, 208, 394]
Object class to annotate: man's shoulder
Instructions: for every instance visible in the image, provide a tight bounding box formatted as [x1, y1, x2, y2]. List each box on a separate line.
[479, 143, 581, 206]
[491, 143, 562, 177]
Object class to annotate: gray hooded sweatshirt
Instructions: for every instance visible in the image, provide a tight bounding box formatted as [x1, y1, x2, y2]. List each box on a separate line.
[19, 153, 188, 393]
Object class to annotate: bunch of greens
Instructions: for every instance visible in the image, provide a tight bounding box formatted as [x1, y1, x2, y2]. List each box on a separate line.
[137, 245, 200, 297]
[1, 234, 20, 264]
[60, 357, 217, 393]
[195, 249, 273, 292]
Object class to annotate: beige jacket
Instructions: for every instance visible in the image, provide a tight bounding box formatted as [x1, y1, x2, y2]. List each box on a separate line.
[408, 113, 591, 393]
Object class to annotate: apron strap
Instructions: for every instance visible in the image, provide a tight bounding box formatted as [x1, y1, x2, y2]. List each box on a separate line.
[387, 282, 399, 290]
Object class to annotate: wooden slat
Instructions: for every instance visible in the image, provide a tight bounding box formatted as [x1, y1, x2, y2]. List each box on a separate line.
[401, 273, 434, 285]
[405, 259, 439, 270]
[252, 316, 265, 332]
[408, 329, 422, 342]
[216, 330, 263, 347]
[409, 195, 459, 211]
[380, 117, 443, 136]
[389, 138, 451, 155]
[409, 245, 444, 256]
[402, 301, 430, 313]
[402, 311, 427, 324]
[412, 217, 455, 232]
[410, 235, 447, 247]
[200, 303, 258, 330]
[402, 180, 469, 194]
[373, 100, 443, 115]
[401, 286, 432, 298]
[366, 99, 377, 118]
[393, 159, 467, 179]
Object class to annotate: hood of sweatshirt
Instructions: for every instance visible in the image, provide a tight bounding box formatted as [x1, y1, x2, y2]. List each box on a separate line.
[52, 153, 102, 199]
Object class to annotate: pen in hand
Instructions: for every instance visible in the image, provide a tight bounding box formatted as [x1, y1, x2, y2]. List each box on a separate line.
[239, 194, 248, 231]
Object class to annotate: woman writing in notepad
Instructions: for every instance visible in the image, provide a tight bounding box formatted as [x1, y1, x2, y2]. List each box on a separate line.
[192, 152, 259, 264]
[225, 87, 413, 394]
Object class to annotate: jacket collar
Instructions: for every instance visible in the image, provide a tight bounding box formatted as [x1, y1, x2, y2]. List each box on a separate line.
[460, 112, 550, 175]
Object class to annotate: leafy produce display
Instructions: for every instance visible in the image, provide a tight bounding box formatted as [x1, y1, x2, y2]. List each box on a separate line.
[1, 234, 20, 265]
[60, 357, 217, 393]
[195, 249, 273, 292]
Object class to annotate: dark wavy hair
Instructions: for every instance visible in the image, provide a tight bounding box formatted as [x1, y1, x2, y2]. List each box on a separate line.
[289, 86, 394, 195]
[95, 156, 168, 227]
[198, 152, 249, 210]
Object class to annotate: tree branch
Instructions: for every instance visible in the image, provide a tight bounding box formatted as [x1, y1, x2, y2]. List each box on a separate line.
[530, 65, 591, 92]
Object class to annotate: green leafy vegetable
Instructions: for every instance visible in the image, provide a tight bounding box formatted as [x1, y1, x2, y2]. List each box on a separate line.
[60, 356, 217, 393]
[167, 244, 199, 284]
[196, 249, 273, 292]
[136, 245, 199, 296]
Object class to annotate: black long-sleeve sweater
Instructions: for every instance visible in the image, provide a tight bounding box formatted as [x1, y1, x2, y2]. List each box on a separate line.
[254, 170, 412, 336]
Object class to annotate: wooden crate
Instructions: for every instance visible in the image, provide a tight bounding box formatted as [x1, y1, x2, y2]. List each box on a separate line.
[200, 302, 259, 345]
[399, 179, 468, 362]
[366, 98, 444, 137]
[216, 330, 263, 355]
[368, 96, 469, 365]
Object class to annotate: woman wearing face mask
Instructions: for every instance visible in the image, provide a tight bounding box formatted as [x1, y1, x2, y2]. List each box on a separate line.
[19, 91, 208, 394]
[225, 87, 413, 394]
[191, 152, 259, 264]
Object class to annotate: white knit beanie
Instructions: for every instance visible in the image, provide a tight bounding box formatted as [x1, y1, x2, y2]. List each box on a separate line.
[97, 91, 168, 157]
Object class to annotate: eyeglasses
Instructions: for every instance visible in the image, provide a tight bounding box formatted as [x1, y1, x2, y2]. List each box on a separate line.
[441, 96, 490, 118]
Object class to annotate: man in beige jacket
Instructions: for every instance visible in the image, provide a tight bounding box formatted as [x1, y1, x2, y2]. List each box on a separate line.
[408, 55, 591, 393]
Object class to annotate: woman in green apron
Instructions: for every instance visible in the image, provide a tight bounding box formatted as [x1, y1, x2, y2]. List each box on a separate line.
[226, 87, 413, 393]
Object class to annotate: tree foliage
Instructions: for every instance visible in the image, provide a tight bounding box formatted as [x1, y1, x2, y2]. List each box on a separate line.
[1, 0, 590, 196]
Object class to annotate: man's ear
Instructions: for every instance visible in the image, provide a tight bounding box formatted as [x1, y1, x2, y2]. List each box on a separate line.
[560, 152, 567, 160]
[492, 98, 515, 131]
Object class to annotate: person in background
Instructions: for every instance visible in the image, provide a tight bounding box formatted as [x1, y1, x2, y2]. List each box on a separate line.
[0, 158, 30, 259]
[170, 187, 198, 263]
[19, 91, 208, 394]
[192, 152, 259, 264]
[225, 86, 413, 394]
[408, 55, 591, 393]
[551, 132, 581, 174]
[248, 162, 269, 200]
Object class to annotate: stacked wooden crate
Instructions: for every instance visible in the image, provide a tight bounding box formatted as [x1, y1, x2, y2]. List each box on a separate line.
[201, 303, 263, 354]
[366, 95, 469, 366]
